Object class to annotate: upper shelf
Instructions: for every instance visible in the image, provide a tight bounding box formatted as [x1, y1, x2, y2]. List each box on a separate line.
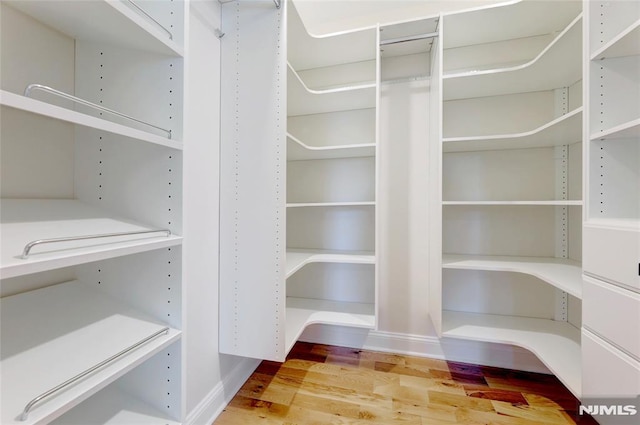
[443, 254, 582, 299]
[0, 199, 182, 279]
[443, 201, 583, 206]
[0, 280, 181, 425]
[591, 19, 640, 60]
[590, 118, 640, 141]
[4, 0, 183, 57]
[443, 14, 582, 101]
[287, 1, 376, 71]
[288, 64, 376, 116]
[286, 249, 375, 279]
[443, 107, 583, 152]
[0, 90, 182, 150]
[442, 311, 581, 399]
[287, 201, 376, 208]
[287, 133, 375, 161]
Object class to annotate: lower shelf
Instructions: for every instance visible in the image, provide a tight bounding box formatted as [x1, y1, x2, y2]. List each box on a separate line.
[0, 280, 181, 425]
[286, 297, 375, 354]
[286, 249, 375, 278]
[442, 311, 581, 398]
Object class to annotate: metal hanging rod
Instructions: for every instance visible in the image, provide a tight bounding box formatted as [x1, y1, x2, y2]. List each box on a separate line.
[20, 327, 170, 421]
[379, 32, 439, 46]
[21, 229, 172, 259]
[24, 84, 172, 139]
[218, 0, 281, 8]
[125, 0, 173, 40]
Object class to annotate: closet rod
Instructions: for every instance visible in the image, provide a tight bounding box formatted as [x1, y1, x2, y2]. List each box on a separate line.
[380, 32, 439, 46]
[24, 84, 173, 139]
[21, 229, 172, 259]
[19, 327, 170, 421]
[124, 0, 173, 40]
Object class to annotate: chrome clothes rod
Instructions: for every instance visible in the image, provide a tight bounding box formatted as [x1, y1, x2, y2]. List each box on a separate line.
[21, 229, 172, 259]
[380, 32, 439, 46]
[24, 84, 172, 139]
[125, 0, 173, 40]
[20, 327, 170, 421]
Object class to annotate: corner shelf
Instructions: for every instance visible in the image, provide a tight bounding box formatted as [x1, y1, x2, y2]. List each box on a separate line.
[591, 19, 640, 60]
[4, 0, 183, 57]
[443, 14, 582, 101]
[288, 64, 376, 116]
[287, 201, 375, 208]
[287, 133, 375, 161]
[286, 249, 375, 279]
[1, 199, 182, 279]
[442, 311, 581, 398]
[285, 297, 375, 354]
[0, 280, 181, 425]
[443, 254, 582, 299]
[443, 108, 583, 152]
[0, 91, 183, 150]
[590, 118, 640, 141]
[50, 386, 180, 425]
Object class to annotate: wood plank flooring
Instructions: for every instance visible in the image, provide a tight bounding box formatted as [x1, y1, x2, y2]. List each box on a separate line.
[214, 342, 598, 425]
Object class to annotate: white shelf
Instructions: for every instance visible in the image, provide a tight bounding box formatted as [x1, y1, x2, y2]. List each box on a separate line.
[442, 311, 581, 398]
[287, 133, 375, 161]
[443, 254, 582, 299]
[443, 200, 583, 206]
[591, 19, 640, 60]
[0, 280, 181, 425]
[286, 297, 375, 353]
[585, 218, 640, 231]
[590, 118, 640, 141]
[286, 249, 375, 279]
[0, 199, 182, 279]
[4, 0, 183, 57]
[288, 64, 376, 116]
[287, 201, 375, 208]
[50, 386, 180, 425]
[443, 108, 583, 152]
[0, 91, 182, 150]
[443, 14, 582, 101]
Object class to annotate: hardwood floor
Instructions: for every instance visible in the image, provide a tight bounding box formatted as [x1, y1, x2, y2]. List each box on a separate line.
[214, 342, 598, 425]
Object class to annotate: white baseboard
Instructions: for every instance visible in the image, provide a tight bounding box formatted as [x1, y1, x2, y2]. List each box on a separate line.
[300, 324, 550, 374]
[185, 356, 261, 425]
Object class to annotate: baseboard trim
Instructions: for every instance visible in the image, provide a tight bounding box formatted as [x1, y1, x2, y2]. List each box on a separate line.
[300, 324, 550, 374]
[185, 356, 261, 425]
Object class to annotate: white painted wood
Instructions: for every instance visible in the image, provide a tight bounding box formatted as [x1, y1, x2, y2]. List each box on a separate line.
[219, 0, 286, 361]
[583, 275, 640, 360]
[443, 310, 581, 398]
[443, 15, 582, 101]
[443, 107, 582, 152]
[297, 61, 376, 92]
[0, 199, 182, 279]
[589, 0, 640, 58]
[50, 386, 180, 425]
[287, 156, 375, 204]
[286, 249, 375, 279]
[443, 201, 583, 206]
[288, 64, 376, 116]
[4, 0, 184, 57]
[285, 297, 375, 354]
[287, 108, 375, 149]
[0, 91, 182, 149]
[287, 201, 376, 208]
[287, 133, 375, 161]
[0, 280, 181, 425]
[582, 328, 640, 398]
[443, 255, 582, 299]
[591, 118, 640, 141]
[592, 19, 640, 60]
[583, 223, 640, 292]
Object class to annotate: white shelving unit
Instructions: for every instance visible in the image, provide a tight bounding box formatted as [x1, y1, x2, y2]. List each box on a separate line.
[1, 0, 184, 422]
[0, 281, 181, 425]
[434, 0, 585, 399]
[583, 0, 640, 411]
[286, 249, 375, 279]
[287, 201, 375, 208]
[442, 311, 582, 398]
[287, 133, 375, 161]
